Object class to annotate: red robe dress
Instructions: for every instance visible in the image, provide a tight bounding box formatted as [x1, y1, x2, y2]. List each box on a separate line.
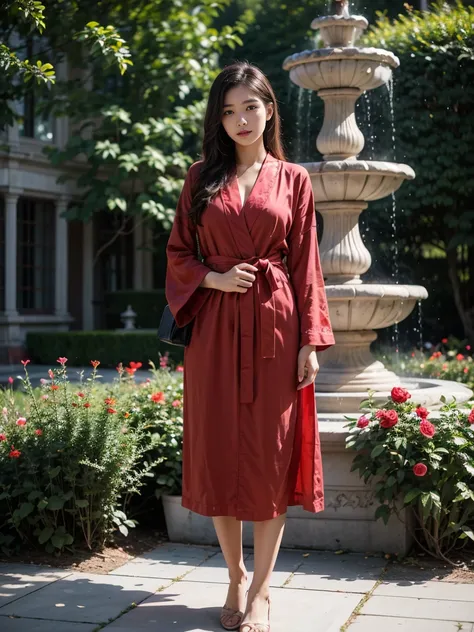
[166, 153, 335, 521]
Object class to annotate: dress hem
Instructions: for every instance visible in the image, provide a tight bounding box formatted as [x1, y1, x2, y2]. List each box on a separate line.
[181, 495, 325, 522]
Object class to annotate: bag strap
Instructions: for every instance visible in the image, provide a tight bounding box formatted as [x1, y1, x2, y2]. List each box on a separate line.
[195, 229, 203, 262]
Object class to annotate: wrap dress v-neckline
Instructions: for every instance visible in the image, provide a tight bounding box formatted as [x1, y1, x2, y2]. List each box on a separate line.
[165, 154, 335, 521]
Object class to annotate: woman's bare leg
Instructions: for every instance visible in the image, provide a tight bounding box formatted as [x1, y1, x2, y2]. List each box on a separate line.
[213, 517, 248, 617]
[242, 513, 286, 629]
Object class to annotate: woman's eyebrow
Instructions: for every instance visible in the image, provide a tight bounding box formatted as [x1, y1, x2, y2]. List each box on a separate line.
[222, 98, 259, 108]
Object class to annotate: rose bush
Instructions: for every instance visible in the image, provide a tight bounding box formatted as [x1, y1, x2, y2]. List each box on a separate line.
[0, 359, 157, 555]
[345, 387, 474, 562]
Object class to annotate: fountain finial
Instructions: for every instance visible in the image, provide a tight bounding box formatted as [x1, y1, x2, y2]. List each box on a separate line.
[332, 0, 349, 17]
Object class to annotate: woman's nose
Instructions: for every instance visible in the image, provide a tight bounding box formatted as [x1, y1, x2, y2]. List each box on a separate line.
[238, 116, 248, 126]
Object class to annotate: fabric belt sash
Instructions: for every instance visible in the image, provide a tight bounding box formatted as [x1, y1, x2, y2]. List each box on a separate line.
[204, 254, 285, 404]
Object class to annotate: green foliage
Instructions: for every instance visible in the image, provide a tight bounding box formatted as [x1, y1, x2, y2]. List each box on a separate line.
[363, 1, 474, 343]
[346, 387, 474, 561]
[116, 362, 184, 497]
[0, 360, 154, 554]
[26, 331, 184, 368]
[381, 337, 474, 392]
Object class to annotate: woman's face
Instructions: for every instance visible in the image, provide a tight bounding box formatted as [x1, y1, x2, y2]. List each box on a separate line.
[221, 84, 274, 148]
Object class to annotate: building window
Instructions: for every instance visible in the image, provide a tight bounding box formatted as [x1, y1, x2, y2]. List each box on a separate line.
[16, 38, 55, 142]
[17, 198, 55, 314]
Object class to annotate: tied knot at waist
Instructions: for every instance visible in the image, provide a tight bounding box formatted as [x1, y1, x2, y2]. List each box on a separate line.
[204, 254, 285, 293]
[204, 254, 287, 404]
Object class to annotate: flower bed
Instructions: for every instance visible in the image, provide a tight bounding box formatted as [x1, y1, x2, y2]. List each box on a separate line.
[346, 386, 474, 563]
[0, 355, 184, 556]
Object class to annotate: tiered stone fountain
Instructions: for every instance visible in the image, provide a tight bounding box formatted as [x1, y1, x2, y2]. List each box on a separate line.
[283, 0, 471, 415]
[276, 0, 472, 553]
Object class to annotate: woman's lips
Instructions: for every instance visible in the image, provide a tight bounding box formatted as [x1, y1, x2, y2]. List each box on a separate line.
[237, 130, 252, 136]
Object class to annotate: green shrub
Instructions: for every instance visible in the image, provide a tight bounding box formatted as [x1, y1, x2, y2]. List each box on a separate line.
[0, 360, 155, 555]
[26, 331, 184, 368]
[346, 387, 474, 562]
[113, 362, 184, 499]
[104, 290, 168, 330]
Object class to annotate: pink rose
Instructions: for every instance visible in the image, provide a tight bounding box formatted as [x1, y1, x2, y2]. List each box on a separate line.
[172, 400, 181, 408]
[419, 419, 436, 438]
[0, 433, 7, 441]
[57, 357, 68, 365]
[357, 415, 369, 428]
[413, 463, 428, 477]
[468, 408, 474, 425]
[391, 387, 411, 403]
[8, 377, 13, 384]
[376, 409, 399, 429]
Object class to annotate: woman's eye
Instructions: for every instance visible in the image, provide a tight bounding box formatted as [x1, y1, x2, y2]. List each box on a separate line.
[223, 110, 233, 116]
[247, 105, 257, 111]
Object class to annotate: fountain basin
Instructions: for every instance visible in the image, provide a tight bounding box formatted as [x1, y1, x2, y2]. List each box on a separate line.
[283, 48, 399, 91]
[326, 284, 428, 331]
[304, 160, 415, 202]
[316, 377, 473, 414]
[310, 15, 368, 48]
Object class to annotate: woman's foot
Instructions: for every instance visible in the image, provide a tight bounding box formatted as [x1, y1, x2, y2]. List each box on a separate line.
[221, 573, 247, 630]
[240, 591, 270, 631]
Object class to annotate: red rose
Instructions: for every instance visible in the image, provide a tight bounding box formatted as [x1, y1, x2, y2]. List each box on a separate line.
[391, 387, 411, 403]
[21, 359, 30, 366]
[16, 417, 27, 426]
[57, 357, 68, 365]
[376, 409, 399, 429]
[419, 419, 436, 438]
[357, 415, 369, 428]
[441, 338, 448, 344]
[51, 384, 59, 391]
[125, 367, 136, 375]
[107, 408, 117, 414]
[35, 429, 43, 436]
[415, 406, 429, 420]
[77, 392, 85, 398]
[9, 446, 21, 458]
[456, 353, 464, 361]
[468, 408, 474, 424]
[129, 361, 142, 370]
[413, 463, 428, 477]
[91, 360, 100, 369]
[151, 392, 166, 404]
[0, 433, 7, 441]
[84, 402, 91, 408]
[104, 397, 116, 405]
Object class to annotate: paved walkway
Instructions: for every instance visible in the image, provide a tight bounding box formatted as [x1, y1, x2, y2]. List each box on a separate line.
[0, 544, 473, 631]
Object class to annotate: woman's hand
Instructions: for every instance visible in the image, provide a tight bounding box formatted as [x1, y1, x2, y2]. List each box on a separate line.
[297, 345, 319, 391]
[205, 263, 258, 293]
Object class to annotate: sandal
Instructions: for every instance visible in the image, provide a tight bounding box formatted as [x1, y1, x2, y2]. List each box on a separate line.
[240, 598, 270, 632]
[220, 605, 244, 631]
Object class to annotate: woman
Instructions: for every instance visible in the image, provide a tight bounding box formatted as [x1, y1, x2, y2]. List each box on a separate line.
[166, 62, 334, 632]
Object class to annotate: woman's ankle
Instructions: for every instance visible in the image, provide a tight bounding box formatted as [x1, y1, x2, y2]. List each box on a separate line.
[229, 567, 248, 584]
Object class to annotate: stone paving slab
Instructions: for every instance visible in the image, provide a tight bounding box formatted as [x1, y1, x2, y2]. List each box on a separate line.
[375, 579, 474, 601]
[283, 552, 386, 593]
[361, 594, 474, 623]
[101, 580, 362, 632]
[0, 617, 97, 631]
[349, 615, 473, 632]
[0, 572, 165, 624]
[184, 551, 252, 584]
[109, 543, 217, 580]
[0, 564, 72, 607]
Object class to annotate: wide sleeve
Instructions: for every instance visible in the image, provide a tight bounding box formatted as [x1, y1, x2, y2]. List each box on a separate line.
[287, 170, 335, 352]
[165, 163, 212, 327]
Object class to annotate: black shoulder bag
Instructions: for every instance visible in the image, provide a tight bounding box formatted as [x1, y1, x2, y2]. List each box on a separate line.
[157, 231, 203, 348]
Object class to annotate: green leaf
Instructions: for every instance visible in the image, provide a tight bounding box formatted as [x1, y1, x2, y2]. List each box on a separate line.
[47, 496, 65, 510]
[404, 489, 422, 504]
[118, 524, 129, 537]
[18, 502, 34, 519]
[37, 499, 48, 510]
[51, 534, 66, 549]
[49, 466, 61, 478]
[75, 499, 89, 508]
[38, 526, 54, 544]
[371, 444, 385, 459]
[374, 504, 391, 525]
[460, 526, 474, 542]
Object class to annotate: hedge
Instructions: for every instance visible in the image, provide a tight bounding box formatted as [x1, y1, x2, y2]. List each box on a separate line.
[26, 331, 184, 368]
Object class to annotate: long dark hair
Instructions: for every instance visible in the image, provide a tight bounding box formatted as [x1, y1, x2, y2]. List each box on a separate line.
[189, 62, 286, 226]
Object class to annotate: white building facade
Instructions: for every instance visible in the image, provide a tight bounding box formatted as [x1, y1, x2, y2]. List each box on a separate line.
[0, 79, 154, 362]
